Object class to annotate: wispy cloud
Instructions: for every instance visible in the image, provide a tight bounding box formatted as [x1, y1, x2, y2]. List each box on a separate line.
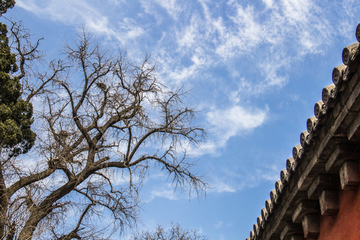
[116, 18, 146, 44]
[16, 0, 145, 44]
[206, 161, 281, 194]
[16, 0, 342, 157]
[205, 105, 268, 149]
[17, 0, 106, 26]
[154, 0, 183, 19]
[151, 0, 334, 95]
[146, 188, 178, 202]
[215, 4, 264, 59]
[257, 53, 289, 91]
[262, 0, 274, 8]
[280, 0, 311, 23]
[176, 15, 200, 50]
[17, 0, 335, 86]
[209, 178, 236, 193]
[186, 103, 268, 157]
[215, 221, 223, 229]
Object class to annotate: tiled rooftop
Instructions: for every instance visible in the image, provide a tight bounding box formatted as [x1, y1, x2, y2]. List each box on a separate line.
[247, 23, 360, 240]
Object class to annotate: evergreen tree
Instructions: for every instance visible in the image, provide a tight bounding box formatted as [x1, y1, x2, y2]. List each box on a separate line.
[0, 0, 15, 16]
[0, 18, 35, 157]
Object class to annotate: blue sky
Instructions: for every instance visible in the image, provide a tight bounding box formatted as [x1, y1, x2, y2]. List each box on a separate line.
[6, 0, 360, 239]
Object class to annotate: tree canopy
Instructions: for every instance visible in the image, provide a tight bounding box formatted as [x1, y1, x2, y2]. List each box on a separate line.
[133, 223, 208, 240]
[0, 2, 206, 240]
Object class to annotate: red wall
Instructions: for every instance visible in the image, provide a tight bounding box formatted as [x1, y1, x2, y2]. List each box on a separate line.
[317, 187, 360, 240]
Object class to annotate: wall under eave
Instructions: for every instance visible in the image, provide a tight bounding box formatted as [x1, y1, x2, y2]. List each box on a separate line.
[318, 186, 360, 240]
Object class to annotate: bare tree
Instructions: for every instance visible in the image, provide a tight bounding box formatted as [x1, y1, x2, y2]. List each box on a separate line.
[133, 223, 208, 240]
[0, 20, 206, 240]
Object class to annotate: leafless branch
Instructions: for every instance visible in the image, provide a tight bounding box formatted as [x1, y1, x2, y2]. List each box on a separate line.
[1, 28, 206, 240]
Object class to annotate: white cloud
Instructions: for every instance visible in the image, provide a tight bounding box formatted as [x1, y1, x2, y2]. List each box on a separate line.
[17, 0, 335, 85]
[226, 54, 290, 101]
[144, 185, 178, 203]
[207, 105, 267, 139]
[262, 0, 274, 8]
[116, 18, 146, 44]
[16, 0, 145, 45]
[205, 162, 282, 194]
[156, 45, 211, 85]
[216, 4, 263, 59]
[154, 0, 183, 19]
[186, 104, 268, 156]
[176, 16, 199, 49]
[16, 0, 339, 160]
[209, 179, 236, 193]
[257, 53, 289, 91]
[17, 0, 106, 27]
[107, 0, 125, 5]
[280, 0, 311, 23]
[154, 0, 332, 98]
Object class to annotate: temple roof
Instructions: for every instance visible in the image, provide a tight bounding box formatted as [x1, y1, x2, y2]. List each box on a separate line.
[247, 23, 360, 240]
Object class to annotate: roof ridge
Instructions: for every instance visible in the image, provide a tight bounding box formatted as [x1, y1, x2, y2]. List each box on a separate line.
[247, 23, 360, 240]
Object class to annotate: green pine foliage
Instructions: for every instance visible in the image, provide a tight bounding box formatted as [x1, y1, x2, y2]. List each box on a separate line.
[0, 0, 15, 15]
[0, 22, 35, 156]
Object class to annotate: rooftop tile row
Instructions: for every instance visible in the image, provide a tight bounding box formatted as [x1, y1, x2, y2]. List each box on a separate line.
[247, 23, 360, 240]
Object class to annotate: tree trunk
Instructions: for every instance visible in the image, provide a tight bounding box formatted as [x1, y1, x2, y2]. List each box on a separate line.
[0, 165, 9, 239]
